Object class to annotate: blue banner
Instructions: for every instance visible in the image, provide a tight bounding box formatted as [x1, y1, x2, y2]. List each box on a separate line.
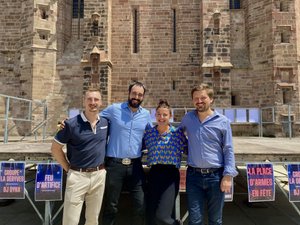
[35, 163, 63, 201]
[287, 164, 300, 202]
[0, 162, 25, 199]
[246, 163, 275, 202]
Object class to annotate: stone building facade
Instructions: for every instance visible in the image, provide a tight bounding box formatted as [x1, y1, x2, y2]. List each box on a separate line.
[0, 0, 299, 136]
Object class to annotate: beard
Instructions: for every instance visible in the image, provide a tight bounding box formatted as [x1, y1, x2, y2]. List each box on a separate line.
[195, 103, 210, 113]
[128, 98, 143, 108]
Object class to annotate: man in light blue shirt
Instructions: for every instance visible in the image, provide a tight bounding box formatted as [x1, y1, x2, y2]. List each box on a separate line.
[101, 81, 152, 225]
[180, 83, 238, 225]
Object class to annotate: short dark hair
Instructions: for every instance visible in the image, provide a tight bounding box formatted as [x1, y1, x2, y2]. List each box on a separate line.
[128, 81, 146, 95]
[191, 83, 214, 99]
[156, 99, 172, 115]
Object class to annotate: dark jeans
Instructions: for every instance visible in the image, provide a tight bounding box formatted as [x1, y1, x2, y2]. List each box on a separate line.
[186, 167, 224, 225]
[146, 165, 180, 225]
[102, 157, 145, 225]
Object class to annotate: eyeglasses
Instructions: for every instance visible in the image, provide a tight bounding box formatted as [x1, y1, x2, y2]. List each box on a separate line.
[130, 91, 144, 98]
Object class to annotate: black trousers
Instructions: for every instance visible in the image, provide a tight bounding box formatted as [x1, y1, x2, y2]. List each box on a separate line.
[146, 165, 180, 225]
[102, 157, 145, 225]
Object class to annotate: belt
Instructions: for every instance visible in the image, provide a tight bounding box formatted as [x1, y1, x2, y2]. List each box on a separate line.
[70, 164, 105, 172]
[189, 166, 222, 174]
[106, 157, 141, 166]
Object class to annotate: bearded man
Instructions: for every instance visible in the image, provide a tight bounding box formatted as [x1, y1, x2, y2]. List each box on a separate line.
[180, 83, 238, 225]
[101, 81, 152, 225]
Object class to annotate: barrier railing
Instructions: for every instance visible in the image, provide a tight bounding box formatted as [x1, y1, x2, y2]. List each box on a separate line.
[68, 105, 300, 138]
[0, 94, 48, 143]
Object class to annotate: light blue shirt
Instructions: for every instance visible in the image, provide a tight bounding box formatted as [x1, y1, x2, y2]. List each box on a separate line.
[180, 110, 238, 177]
[101, 102, 152, 158]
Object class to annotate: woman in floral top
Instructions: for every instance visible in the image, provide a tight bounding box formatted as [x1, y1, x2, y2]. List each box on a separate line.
[144, 100, 188, 225]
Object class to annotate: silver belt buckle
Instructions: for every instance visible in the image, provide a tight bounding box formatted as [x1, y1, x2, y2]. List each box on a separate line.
[200, 168, 210, 174]
[122, 158, 131, 165]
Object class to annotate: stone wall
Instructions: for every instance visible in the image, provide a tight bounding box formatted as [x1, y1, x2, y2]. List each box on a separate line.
[0, 0, 300, 137]
[109, 0, 202, 108]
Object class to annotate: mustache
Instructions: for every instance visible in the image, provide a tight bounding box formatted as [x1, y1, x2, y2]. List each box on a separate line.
[131, 98, 141, 102]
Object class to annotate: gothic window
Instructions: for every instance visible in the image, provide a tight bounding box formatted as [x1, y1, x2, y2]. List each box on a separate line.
[277, 68, 293, 83]
[37, 29, 50, 41]
[279, 1, 289, 12]
[37, 4, 49, 20]
[73, 0, 84, 18]
[276, 26, 292, 44]
[172, 8, 177, 52]
[213, 71, 221, 92]
[207, 44, 214, 53]
[40, 9, 48, 19]
[172, 80, 176, 90]
[281, 31, 290, 43]
[214, 18, 220, 35]
[91, 17, 99, 36]
[229, 0, 241, 9]
[282, 88, 292, 104]
[132, 7, 139, 53]
[231, 94, 240, 106]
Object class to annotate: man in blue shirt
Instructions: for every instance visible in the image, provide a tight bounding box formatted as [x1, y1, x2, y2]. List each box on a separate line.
[180, 84, 238, 225]
[101, 81, 152, 225]
[51, 88, 108, 225]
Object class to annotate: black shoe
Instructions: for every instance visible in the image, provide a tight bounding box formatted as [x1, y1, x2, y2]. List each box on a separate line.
[175, 219, 183, 225]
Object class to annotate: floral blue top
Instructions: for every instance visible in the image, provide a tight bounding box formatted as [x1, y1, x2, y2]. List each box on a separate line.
[143, 124, 188, 168]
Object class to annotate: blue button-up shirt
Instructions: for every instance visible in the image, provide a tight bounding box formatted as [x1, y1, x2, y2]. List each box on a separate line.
[180, 110, 238, 177]
[101, 102, 152, 158]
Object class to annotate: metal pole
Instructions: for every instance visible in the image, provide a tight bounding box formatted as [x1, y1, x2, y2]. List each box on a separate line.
[288, 104, 292, 139]
[44, 201, 51, 225]
[259, 107, 263, 137]
[175, 193, 180, 220]
[4, 97, 10, 143]
[25, 189, 44, 223]
[43, 104, 48, 142]
[52, 204, 64, 223]
[28, 101, 32, 120]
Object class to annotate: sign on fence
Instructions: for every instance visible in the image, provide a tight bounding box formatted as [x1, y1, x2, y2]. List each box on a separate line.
[35, 163, 63, 201]
[246, 163, 275, 202]
[0, 162, 25, 199]
[287, 164, 300, 202]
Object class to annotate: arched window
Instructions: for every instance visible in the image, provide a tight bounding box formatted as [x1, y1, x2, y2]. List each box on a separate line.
[40, 9, 48, 19]
[214, 18, 220, 35]
[132, 8, 139, 53]
[73, 0, 84, 18]
[279, 1, 289, 12]
[229, 0, 241, 9]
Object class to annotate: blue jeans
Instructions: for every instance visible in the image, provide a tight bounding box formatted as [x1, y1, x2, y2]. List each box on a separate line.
[186, 167, 224, 225]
